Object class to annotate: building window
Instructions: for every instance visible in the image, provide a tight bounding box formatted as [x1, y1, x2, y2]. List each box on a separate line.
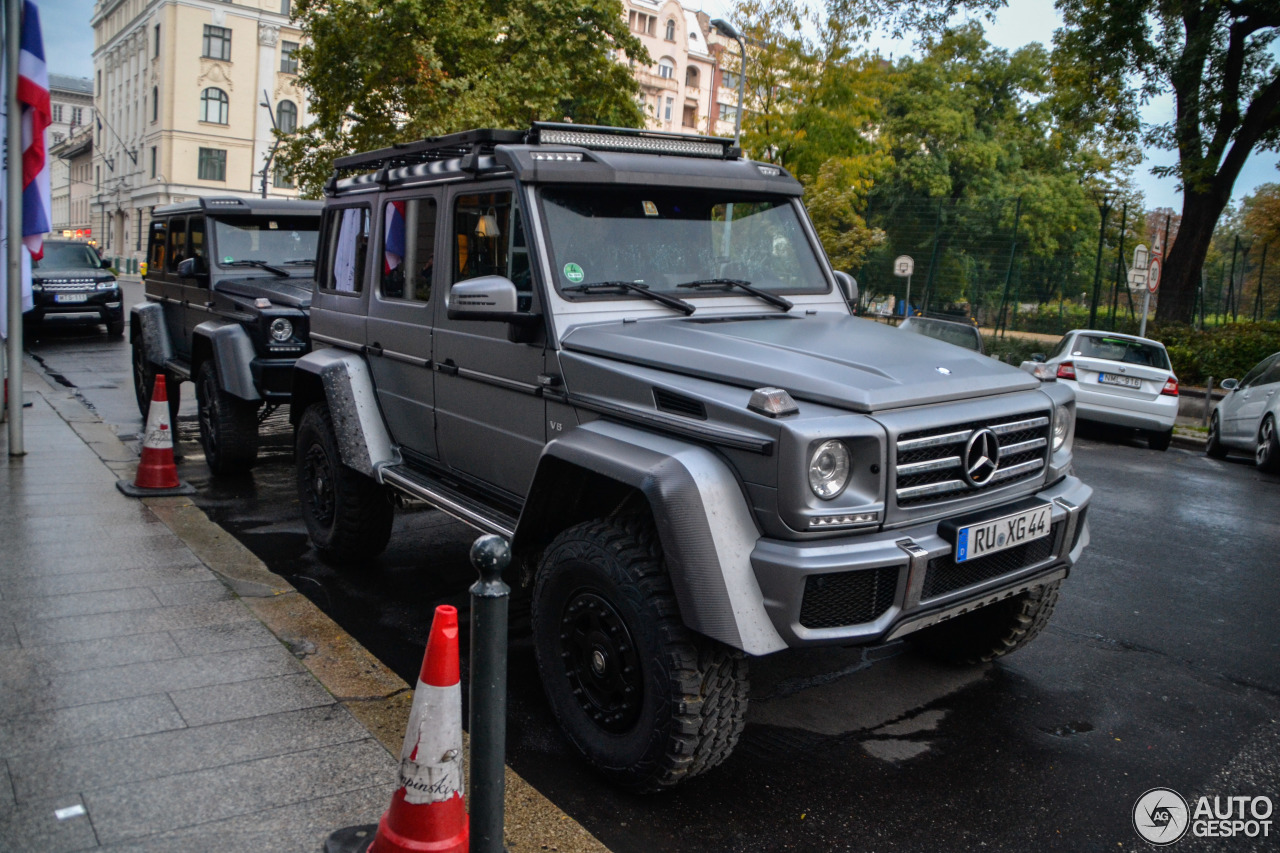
[153, 24, 160, 57]
[280, 41, 298, 74]
[71, 107, 83, 125]
[682, 104, 696, 128]
[52, 131, 64, 143]
[152, 87, 158, 122]
[628, 11, 655, 35]
[658, 57, 675, 79]
[200, 88, 229, 124]
[52, 104, 63, 122]
[686, 66, 699, 88]
[150, 147, 157, 178]
[664, 19, 675, 41]
[722, 71, 741, 91]
[277, 100, 297, 133]
[718, 103, 737, 122]
[281, 0, 290, 14]
[273, 168, 294, 189]
[198, 147, 226, 181]
[664, 97, 673, 121]
[202, 25, 231, 61]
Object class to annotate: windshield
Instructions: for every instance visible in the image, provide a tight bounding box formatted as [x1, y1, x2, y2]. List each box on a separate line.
[212, 215, 319, 269]
[538, 187, 828, 302]
[1073, 334, 1171, 370]
[34, 243, 100, 270]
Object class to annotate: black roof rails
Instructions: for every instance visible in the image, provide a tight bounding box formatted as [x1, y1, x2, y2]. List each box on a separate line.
[330, 129, 527, 176]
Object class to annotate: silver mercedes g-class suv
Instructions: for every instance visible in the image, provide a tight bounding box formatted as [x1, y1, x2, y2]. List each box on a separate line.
[291, 124, 1091, 791]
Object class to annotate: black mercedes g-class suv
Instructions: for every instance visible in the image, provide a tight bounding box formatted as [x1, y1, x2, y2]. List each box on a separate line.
[291, 125, 1092, 791]
[131, 196, 322, 474]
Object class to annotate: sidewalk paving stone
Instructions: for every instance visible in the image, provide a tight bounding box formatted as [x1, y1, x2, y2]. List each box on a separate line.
[0, 585, 164, 622]
[169, 672, 336, 727]
[0, 631, 185, 680]
[166, 620, 280, 656]
[0, 793, 99, 853]
[0, 563, 211, 599]
[13, 599, 254, 647]
[0, 695, 187, 758]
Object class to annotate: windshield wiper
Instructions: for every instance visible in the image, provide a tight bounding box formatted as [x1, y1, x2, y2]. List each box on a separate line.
[563, 281, 695, 316]
[223, 259, 289, 277]
[676, 278, 793, 311]
[281, 258, 316, 266]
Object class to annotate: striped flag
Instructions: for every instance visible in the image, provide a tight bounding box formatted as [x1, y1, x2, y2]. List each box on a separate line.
[17, 0, 51, 261]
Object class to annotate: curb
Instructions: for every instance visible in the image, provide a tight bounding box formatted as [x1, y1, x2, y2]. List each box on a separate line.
[1172, 433, 1208, 452]
[21, 356, 611, 853]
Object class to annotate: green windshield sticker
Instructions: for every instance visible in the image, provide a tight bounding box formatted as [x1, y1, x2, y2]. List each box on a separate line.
[224, 256, 234, 263]
[564, 262, 584, 283]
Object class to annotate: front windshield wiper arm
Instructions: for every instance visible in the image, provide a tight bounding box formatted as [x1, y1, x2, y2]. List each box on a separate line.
[676, 278, 793, 311]
[223, 259, 289, 277]
[281, 258, 316, 266]
[563, 281, 696, 316]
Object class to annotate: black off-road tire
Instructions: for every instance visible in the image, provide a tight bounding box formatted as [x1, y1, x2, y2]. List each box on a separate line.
[1147, 428, 1173, 451]
[909, 580, 1062, 666]
[1205, 411, 1228, 459]
[532, 515, 749, 792]
[1256, 416, 1280, 473]
[296, 404, 394, 563]
[131, 333, 181, 424]
[195, 361, 259, 475]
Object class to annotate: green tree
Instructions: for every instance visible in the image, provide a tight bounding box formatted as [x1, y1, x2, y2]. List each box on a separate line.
[278, 0, 647, 196]
[1051, 0, 1280, 324]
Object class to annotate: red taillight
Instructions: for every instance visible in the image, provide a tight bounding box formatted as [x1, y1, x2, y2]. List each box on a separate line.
[1162, 377, 1179, 397]
[1057, 361, 1076, 380]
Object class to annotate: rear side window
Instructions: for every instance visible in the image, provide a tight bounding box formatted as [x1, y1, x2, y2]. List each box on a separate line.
[166, 217, 187, 272]
[148, 221, 167, 273]
[1073, 335, 1170, 370]
[381, 197, 437, 302]
[322, 207, 370, 293]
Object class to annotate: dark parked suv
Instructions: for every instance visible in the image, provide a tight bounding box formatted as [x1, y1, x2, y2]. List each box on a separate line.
[292, 125, 1092, 791]
[27, 240, 122, 336]
[131, 196, 322, 473]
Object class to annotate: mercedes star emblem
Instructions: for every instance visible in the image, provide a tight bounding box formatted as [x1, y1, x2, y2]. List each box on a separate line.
[963, 428, 1001, 487]
[936, 366, 952, 375]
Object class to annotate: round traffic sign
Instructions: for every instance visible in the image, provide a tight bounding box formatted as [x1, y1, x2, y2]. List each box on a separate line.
[894, 255, 914, 277]
[1147, 258, 1161, 293]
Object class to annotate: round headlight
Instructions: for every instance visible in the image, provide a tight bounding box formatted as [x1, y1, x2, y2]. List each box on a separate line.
[808, 440, 851, 499]
[269, 318, 294, 342]
[1053, 403, 1074, 451]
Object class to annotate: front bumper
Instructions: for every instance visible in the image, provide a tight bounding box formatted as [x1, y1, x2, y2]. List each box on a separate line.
[28, 290, 123, 325]
[751, 474, 1091, 647]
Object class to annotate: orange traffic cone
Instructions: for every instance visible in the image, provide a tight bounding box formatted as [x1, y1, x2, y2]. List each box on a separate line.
[368, 605, 469, 853]
[117, 375, 194, 497]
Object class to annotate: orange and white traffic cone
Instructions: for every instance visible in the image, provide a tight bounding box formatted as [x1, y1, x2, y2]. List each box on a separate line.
[117, 375, 194, 497]
[367, 604, 469, 853]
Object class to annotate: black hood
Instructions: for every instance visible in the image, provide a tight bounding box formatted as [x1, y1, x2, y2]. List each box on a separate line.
[212, 276, 313, 309]
[561, 313, 1038, 413]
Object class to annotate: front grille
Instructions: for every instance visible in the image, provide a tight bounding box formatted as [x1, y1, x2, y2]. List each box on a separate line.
[922, 522, 1061, 600]
[895, 412, 1050, 507]
[38, 279, 100, 291]
[799, 566, 899, 629]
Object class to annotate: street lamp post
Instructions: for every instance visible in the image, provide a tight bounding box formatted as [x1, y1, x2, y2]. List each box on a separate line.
[710, 18, 746, 145]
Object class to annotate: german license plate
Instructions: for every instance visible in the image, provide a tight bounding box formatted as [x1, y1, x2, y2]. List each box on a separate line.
[955, 504, 1052, 563]
[1099, 372, 1141, 388]
[55, 293, 88, 303]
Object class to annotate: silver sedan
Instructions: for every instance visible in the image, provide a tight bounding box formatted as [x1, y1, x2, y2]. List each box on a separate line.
[1207, 351, 1280, 472]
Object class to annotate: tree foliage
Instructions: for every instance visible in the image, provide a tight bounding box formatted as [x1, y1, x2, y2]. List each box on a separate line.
[278, 0, 648, 196]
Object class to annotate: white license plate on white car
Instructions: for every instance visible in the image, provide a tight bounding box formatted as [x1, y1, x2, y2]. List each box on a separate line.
[955, 504, 1052, 563]
[54, 293, 88, 303]
[1099, 372, 1141, 388]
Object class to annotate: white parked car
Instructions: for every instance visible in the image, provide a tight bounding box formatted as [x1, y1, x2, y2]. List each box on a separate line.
[1206, 351, 1280, 472]
[1021, 330, 1180, 451]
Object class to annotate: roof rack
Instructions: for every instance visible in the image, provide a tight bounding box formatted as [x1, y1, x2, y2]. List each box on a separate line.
[330, 129, 527, 177]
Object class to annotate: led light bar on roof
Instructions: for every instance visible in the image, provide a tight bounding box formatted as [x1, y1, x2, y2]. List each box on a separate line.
[538, 128, 727, 158]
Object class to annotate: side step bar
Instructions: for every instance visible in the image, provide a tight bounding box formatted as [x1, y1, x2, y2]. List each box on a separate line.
[380, 464, 516, 539]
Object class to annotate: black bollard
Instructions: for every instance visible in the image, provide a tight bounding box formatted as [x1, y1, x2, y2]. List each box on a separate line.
[468, 534, 511, 853]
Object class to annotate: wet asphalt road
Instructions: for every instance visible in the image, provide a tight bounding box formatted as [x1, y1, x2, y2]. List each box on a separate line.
[22, 322, 1280, 853]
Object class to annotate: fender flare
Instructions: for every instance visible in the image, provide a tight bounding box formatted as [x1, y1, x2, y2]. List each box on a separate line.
[129, 302, 172, 368]
[192, 321, 261, 402]
[292, 348, 397, 477]
[516, 419, 787, 656]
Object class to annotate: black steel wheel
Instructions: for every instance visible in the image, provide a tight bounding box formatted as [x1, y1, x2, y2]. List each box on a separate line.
[532, 515, 749, 792]
[1257, 416, 1280, 473]
[131, 332, 180, 424]
[195, 361, 259, 475]
[295, 404, 394, 563]
[1205, 411, 1228, 459]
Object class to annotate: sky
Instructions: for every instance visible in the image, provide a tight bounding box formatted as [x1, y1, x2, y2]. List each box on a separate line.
[41, 0, 1278, 211]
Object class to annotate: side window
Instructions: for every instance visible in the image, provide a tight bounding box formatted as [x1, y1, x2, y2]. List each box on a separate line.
[147, 220, 167, 274]
[381, 197, 437, 302]
[1263, 356, 1280, 386]
[451, 190, 529, 294]
[1239, 356, 1274, 389]
[166, 216, 187, 272]
[189, 217, 206, 270]
[1049, 334, 1072, 360]
[323, 207, 370, 294]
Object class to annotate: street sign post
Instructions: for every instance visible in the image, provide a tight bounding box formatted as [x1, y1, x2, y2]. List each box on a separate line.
[894, 255, 914, 317]
[1140, 258, 1161, 337]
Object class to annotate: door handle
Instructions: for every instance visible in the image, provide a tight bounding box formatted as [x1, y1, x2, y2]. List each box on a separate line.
[438, 359, 459, 376]
[367, 342, 384, 356]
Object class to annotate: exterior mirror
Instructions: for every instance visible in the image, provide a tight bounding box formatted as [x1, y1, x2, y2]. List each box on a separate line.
[447, 275, 539, 326]
[1032, 353, 1046, 363]
[177, 256, 205, 278]
[833, 271, 858, 306]
[1220, 378, 1239, 391]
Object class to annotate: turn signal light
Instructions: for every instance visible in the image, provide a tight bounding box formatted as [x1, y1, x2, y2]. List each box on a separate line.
[1056, 361, 1077, 380]
[1161, 377, 1179, 396]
